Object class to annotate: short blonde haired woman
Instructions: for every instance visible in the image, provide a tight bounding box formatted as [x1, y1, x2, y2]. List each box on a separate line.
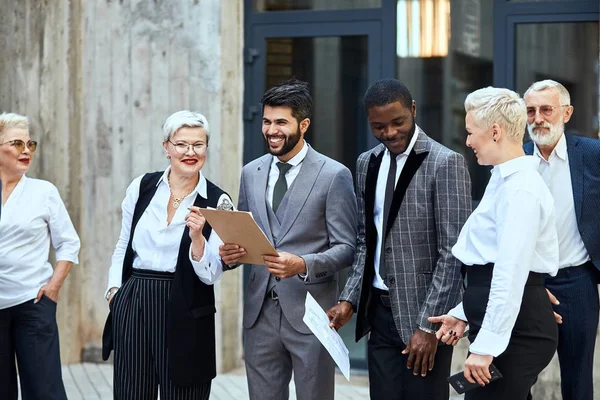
[429, 88, 559, 399]
[102, 110, 233, 400]
[0, 112, 80, 400]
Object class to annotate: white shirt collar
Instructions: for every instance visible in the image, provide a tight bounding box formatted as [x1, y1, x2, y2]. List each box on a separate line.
[533, 133, 567, 161]
[158, 166, 208, 199]
[385, 125, 419, 159]
[494, 155, 540, 179]
[271, 140, 309, 167]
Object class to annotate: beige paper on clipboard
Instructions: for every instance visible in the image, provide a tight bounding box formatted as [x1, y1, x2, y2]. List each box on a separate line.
[199, 208, 278, 265]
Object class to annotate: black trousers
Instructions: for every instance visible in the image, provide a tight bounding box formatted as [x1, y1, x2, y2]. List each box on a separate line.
[545, 262, 599, 400]
[463, 265, 558, 400]
[367, 289, 454, 400]
[112, 269, 211, 400]
[0, 296, 67, 400]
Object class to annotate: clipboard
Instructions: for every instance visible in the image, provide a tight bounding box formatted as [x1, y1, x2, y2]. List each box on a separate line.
[199, 208, 278, 265]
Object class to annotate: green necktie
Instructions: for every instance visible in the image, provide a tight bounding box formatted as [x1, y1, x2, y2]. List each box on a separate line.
[272, 162, 292, 213]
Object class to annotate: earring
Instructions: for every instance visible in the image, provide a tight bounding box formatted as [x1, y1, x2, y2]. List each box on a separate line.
[493, 138, 497, 142]
[167, 155, 171, 159]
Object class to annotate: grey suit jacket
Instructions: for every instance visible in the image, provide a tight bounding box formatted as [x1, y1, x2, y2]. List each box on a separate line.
[340, 128, 472, 344]
[238, 145, 358, 334]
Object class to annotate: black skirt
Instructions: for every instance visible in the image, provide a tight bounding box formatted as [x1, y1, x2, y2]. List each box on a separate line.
[462, 264, 558, 400]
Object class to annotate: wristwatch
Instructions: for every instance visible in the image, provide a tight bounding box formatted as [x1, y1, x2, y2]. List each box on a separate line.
[105, 288, 119, 302]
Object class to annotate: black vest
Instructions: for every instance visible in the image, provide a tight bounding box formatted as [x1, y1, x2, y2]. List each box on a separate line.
[102, 171, 227, 386]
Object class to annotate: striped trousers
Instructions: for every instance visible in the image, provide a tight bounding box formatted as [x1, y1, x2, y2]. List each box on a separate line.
[111, 269, 211, 400]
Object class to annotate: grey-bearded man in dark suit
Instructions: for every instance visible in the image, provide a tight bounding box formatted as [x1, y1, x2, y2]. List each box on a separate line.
[219, 79, 357, 400]
[327, 78, 472, 400]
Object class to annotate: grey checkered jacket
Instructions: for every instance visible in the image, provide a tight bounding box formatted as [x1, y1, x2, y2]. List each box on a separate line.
[340, 127, 472, 344]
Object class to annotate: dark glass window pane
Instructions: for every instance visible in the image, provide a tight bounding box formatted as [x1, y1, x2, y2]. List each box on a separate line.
[515, 22, 599, 140]
[254, 0, 381, 12]
[396, 0, 494, 200]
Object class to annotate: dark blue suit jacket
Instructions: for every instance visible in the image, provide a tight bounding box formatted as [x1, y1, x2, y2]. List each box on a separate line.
[524, 135, 600, 269]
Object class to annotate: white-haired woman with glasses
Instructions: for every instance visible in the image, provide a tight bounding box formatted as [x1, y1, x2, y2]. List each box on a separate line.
[0, 112, 80, 400]
[428, 88, 559, 399]
[102, 110, 233, 400]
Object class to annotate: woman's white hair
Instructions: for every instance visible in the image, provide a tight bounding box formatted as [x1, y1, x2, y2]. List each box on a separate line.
[162, 110, 210, 143]
[0, 112, 29, 139]
[524, 79, 571, 106]
[464, 87, 527, 142]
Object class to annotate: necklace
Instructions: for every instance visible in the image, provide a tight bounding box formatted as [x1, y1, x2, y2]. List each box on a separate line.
[168, 174, 194, 209]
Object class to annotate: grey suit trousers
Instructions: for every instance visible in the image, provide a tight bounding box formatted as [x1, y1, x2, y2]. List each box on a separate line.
[244, 296, 335, 400]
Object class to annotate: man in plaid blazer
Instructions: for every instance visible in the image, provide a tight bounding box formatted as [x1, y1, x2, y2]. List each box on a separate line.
[327, 79, 471, 400]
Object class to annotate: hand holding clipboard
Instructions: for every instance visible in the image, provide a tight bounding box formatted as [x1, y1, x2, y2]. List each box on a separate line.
[199, 208, 278, 265]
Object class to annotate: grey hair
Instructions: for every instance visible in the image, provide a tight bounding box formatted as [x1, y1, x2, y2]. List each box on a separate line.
[524, 79, 571, 106]
[0, 112, 29, 139]
[162, 110, 210, 143]
[464, 87, 527, 142]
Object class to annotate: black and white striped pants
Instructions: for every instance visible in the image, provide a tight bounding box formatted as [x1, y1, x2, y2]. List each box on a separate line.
[112, 269, 211, 400]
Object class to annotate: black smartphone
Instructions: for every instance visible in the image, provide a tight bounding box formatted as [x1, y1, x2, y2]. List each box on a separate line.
[447, 363, 503, 394]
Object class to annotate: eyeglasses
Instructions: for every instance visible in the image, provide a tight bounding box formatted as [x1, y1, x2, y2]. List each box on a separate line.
[1, 139, 38, 153]
[168, 140, 207, 155]
[526, 105, 569, 118]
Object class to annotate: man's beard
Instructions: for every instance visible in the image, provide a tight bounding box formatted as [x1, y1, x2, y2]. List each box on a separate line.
[265, 127, 302, 157]
[527, 120, 563, 147]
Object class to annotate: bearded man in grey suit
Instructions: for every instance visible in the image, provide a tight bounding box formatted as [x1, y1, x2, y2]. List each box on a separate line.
[327, 79, 471, 400]
[219, 79, 357, 400]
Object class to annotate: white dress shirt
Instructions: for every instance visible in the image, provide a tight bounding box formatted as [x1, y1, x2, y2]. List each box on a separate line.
[266, 140, 308, 208]
[533, 134, 590, 268]
[372, 128, 419, 290]
[448, 156, 559, 357]
[106, 168, 228, 294]
[0, 176, 80, 309]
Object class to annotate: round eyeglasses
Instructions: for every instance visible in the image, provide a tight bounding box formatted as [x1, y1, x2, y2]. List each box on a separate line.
[526, 105, 569, 118]
[168, 140, 207, 155]
[1, 139, 38, 153]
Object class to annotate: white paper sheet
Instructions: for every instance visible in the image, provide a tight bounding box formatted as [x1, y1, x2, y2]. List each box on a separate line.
[303, 292, 351, 381]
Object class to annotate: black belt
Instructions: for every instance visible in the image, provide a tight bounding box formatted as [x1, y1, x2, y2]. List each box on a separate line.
[465, 263, 545, 287]
[372, 287, 391, 308]
[131, 269, 175, 280]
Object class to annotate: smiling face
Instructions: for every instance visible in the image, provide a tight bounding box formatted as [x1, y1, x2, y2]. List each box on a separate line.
[163, 126, 208, 177]
[262, 105, 309, 162]
[465, 111, 496, 166]
[367, 101, 416, 155]
[524, 88, 572, 148]
[0, 128, 34, 178]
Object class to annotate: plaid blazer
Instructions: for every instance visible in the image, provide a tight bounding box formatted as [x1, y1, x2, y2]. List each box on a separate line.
[340, 127, 472, 344]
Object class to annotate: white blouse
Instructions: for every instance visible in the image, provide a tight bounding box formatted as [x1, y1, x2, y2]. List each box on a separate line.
[0, 176, 80, 309]
[106, 169, 229, 294]
[448, 156, 559, 357]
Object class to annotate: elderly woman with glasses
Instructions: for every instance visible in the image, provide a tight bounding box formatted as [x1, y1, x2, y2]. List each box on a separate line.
[429, 88, 559, 399]
[102, 110, 233, 400]
[0, 113, 80, 400]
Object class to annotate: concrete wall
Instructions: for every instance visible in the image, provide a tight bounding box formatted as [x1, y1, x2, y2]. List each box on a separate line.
[0, 0, 244, 371]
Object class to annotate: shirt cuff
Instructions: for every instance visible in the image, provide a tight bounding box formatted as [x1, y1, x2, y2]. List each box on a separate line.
[469, 327, 511, 357]
[189, 245, 222, 285]
[447, 302, 467, 322]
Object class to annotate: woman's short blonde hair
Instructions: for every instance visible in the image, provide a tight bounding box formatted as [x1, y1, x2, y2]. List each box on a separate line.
[0, 112, 29, 139]
[162, 110, 210, 143]
[464, 87, 527, 142]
